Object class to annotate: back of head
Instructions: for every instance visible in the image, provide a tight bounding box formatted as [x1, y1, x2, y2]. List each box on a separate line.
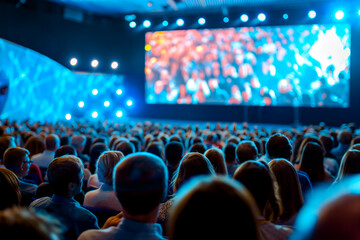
[204, 148, 227, 175]
[24, 136, 45, 158]
[319, 135, 333, 155]
[299, 142, 325, 183]
[0, 136, 15, 160]
[266, 133, 292, 160]
[97, 151, 124, 186]
[45, 134, 60, 151]
[0, 168, 21, 210]
[146, 142, 164, 160]
[338, 129, 352, 145]
[114, 152, 168, 216]
[3, 147, 30, 174]
[165, 141, 184, 166]
[223, 142, 237, 163]
[89, 143, 108, 174]
[47, 156, 82, 196]
[168, 176, 260, 240]
[336, 150, 360, 182]
[54, 145, 77, 158]
[236, 140, 259, 164]
[189, 143, 206, 154]
[114, 140, 135, 157]
[70, 134, 86, 149]
[172, 153, 216, 193]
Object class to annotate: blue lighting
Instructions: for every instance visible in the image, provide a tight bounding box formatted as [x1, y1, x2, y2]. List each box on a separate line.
[91, 59, 99, 68]
[258, 13, 266, 22]
[78, 101, 84, 108]
[104, 100, 110, 107]
[126, 99, 133, 107]
[143, 20, 151, 28]
[116, 89, 122, 95]
[176, 18, 184, 27]
[65, 113, 71, 120]
[129, 21, 136, 28]
[116, 110, 123, 118]
[240, 14, 249, 22]
[283, 13, 289, 20]
[70, 58, 78, 66]
[92, 111, 98, 118]
[308, 10, 316, 19]
[92, 89, 98, 95]
[335, 10, 344, 20]
[162, 20, 169, 27]
[223, 17, 229, 23]
[198, 17, 206, 25]
[111, 61, 119, 70]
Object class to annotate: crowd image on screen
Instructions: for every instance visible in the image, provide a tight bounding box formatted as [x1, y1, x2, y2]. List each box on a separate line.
[145, 24, 350, 107]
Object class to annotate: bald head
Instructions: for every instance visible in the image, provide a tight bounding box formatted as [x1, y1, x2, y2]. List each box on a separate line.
[114, 152, 168, 216]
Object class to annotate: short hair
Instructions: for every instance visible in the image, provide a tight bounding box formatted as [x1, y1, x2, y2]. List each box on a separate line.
[0, 168, 21, 210]
[236, 140, 259, 164]
[338, 129, 352, 145]
[165, 141, 184, 166]
[47, 156, 82, 196]
[0, 136, 15, 160]
[89, 143, 108, 174]
[335, 150, 360, 182]
[3, 147, 30, 174]
[223, 142, 237, 163]
[0, 207, 62, 240]
[266, 133, 292, 160]
[146, 142, 164, 161]
[189, 143, 206, 154]
[204, 148, 227, 175]
[114, 141, 135, 157]
[97, 151, 124, 186]
[54, 145, 77, 158]
[168, 176, 260, 240]
[70, 135, 86, 149]
[114, 152, 168, 216]
[45, 134, 59, 151]
[24, 136, 45, 158]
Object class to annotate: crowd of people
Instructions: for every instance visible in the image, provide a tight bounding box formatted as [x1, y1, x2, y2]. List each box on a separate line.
[0, 118, 359, 239]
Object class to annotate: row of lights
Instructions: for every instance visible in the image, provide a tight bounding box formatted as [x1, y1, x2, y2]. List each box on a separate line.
[65, 110, 124, 120]
[69, 58, 119, 69]
[129, 9, 360, 29]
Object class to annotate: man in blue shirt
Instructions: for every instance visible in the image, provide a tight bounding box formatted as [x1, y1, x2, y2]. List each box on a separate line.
[78, 152, 168, 240]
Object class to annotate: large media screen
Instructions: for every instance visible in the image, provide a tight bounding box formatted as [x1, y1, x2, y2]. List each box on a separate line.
[145, 24, 350, 107]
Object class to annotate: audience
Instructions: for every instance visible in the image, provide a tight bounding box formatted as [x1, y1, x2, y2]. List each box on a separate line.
[223, 142, 239, 177]
[331, 128, 352, 164]
[32, 134, 60, 168]
[334, 149, 360, 183]
[71, 134, 89, 164]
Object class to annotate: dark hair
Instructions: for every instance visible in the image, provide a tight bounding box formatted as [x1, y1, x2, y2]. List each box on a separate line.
[89, 143, 108, 174]
[204, 148, 227, 175]
[3, 147, 30, 174]
[54, 145, 77, 158]
[266, 133, 292, 160]
[0, 168, 21, 209]
[335, 150, 360, 182]
[165, 141, 184, 166]
[223, 142, 237, 163]
[189, 143, 206, 154]
[114, 141, 135, 157]
[299, 142, 325, 184]
[236, 140, 259, 164]
[146, 142, 164, 161]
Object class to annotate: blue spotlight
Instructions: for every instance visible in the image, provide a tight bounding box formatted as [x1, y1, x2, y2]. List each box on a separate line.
[143, 20, 151, 28]
[176, 18, 184, 27]
[162, 20, 169, 26]
[223, 17, 229, 23]
[308, 10, 316, 19]
[92, 89, 98, 95]
[104, 100, 110, 107]
[198, 17, 206, 25]
[116, 89, 123, 95]
[283, 13, 289, 20]
[126, 99, 133, 107]
[78, 101, 84, 108]
[92, 111, 98, 118]
[129, 21, 136, 28]
[335, 10, 344, 20]
[258, 13, 266, 22]
[65, 113, 71, 120]
[240, 14, 249, 22]
[116, 110, 123, 118]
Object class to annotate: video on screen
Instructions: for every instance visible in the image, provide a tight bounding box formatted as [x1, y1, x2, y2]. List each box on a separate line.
[145, 24, 350, 107]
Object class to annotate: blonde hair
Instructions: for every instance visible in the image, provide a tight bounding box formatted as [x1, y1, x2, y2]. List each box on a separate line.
[97, 151, 124, 185]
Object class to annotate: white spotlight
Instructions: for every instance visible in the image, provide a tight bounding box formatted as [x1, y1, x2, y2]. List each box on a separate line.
[129, 21, 136, 28]
[240, 14, 249, 22]
[91, 59, 99, 68]
[335, 10, 344, 20]
[78, 101, 84, 108]
[116, 110, 123, 118]
[143, 20, 151, 28]
[116, 89, 123, 95]
[92, 111, 98, 118]
[92, 89, 98, 95]
[308, 10, 316, 19]
[70, 58, 78, 66]
[198, 17, 206, 25]
[176, 18, 184, 26]
[65, 113, 71, 120]
[111, 61, 119, 70]
[104, 101, 110, 107]
[258, 13, 266, 22]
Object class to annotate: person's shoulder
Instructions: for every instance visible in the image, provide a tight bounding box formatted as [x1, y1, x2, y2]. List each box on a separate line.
[29, 196, 52, 208]
[31, 153, 43, 160]
[78, 226, 117, 240]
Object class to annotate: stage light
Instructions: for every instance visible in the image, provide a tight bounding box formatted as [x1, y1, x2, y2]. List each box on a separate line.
[176, 18, 184, 27]
[111, 61, 119, 69]
[335, 10, 344, 20]
[258, 13, 266, 22]
[240, 14, 249, 22]
[145, 44, 151, 51]
[198, 17, 206, 25]
[283, 13, 289, 20]
[92, 89, 98, 95]
[104, 100, 110, 107]
[116, 110, 123, 118]
[116, 89, 122, 95]
[65, 113, 71, 120]
[91, 59, 99, 68]
[143, 20, 151, 28]
[223, 17, 229, 23]
[308, 10, 316, 19]
[358, 9, 360, 16]
[70, 58, 78, 66]
[162, 20, 169, 26]
[129, 21, 136, 28]
[78, 101, 84, 108]
[92, 111, 98, 118]
[126, 99, 133, 107]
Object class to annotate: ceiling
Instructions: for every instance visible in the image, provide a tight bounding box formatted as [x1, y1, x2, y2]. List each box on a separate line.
[46, 0, 347, 16]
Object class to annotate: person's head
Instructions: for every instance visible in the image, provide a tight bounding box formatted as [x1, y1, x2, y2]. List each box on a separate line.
[204, 148, 227, 175]
[0, 168, 21, 210]
[114, 152, 168, 218]
[3, 147, 31, 178]
[24, 136, 45, 158]
[189, 143, 206, 154]
[266, 133, 293, 160]
[70, 134, 86, 153]
[47, 156, 84, 197]
[338, 129, 352, 145]
[89, 143, 108, 174]
[54, 145, 77, 158]
[168, 176, 261, 240]
[172, 152, 216, 193]
[269, 159, 304, 221]
[223, 142, 237, 164]
[114, 140, 135, 157]
[233, 160, 282, 221]
[0, 207, 62, 240]
[45, 134, 60, 152]
[350, 136, 360, 148]
[236, 140, 259, 164]
[96, 151, 124, 186]
[146, 142, 164, 161]
[0, 136, 15, 161]
[319, 135, 334, 156]
[299, 142, 325, 183]
[335, 150, 360, 182]
[165, 141, 184, 167]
